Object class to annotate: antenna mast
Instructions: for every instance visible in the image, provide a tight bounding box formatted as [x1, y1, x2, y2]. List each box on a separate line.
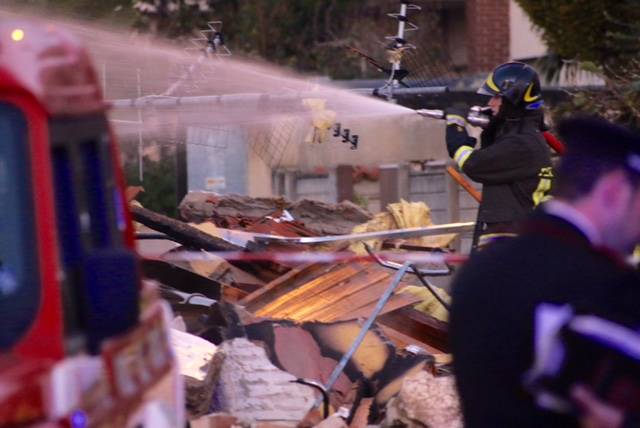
[382, 0, 421, 101]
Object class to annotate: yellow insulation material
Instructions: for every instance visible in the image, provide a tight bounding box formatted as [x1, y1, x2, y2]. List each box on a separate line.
[399, 285, 450, 322]
[349, 199, 457, 254]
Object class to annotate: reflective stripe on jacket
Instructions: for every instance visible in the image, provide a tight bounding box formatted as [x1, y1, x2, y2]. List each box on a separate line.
[446, 113, 553, 224]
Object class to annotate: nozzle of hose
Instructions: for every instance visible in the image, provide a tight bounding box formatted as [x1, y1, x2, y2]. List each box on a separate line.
[415, 109, 445, 119]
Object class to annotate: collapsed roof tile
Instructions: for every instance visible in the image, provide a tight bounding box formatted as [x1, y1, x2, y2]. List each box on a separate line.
[179, 192, 372, 236]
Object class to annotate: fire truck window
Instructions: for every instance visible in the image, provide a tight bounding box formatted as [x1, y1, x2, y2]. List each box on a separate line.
[0, 102, 40, 351]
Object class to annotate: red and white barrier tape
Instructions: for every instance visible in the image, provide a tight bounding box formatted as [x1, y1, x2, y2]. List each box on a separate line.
[148, 250, 469, 265]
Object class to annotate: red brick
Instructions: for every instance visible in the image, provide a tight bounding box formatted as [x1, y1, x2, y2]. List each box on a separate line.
[466, 0, 510, 72]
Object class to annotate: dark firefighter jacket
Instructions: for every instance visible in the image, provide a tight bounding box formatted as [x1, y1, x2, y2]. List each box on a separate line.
[450, 209, 640, 428]
[446, 113, 553, 227]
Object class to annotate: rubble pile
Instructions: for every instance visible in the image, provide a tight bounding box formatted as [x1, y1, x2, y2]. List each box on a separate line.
[166, 304, 451, 426]
[244, 319, 430, 409]
[180, 192, 372, 235]
[384, 371, 462, 428]
[349, 200, 457, 254]
[131, 191, 462, 427]
[213, 338, 316, 424]
[171, 328, 225, 417]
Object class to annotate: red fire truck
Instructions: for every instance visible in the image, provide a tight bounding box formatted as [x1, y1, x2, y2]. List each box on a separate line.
[0, 20, 183, 427]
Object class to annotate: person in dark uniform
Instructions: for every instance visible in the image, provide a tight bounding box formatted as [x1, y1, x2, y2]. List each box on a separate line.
[445, 62, 553, 248]
[449, 116, 640, 428]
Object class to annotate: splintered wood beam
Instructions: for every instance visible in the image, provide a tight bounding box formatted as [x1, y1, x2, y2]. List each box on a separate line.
[344, 296, 418, 323]
[378, 306, 449, 352]
[131, 205, 289, 282]
[131, 205, 240, 252]
[256, 264, 364, 318]
[378, 325, 442, 355]
[240, 262, 327, 311]
[292, 269, 391, 322]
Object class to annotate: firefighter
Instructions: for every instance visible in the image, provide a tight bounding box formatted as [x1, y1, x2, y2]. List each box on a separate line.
[449, 116, 640, 428]
[445, 61, 553, 249]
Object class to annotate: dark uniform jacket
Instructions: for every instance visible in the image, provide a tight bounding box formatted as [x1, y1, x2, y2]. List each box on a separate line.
[450, 209, 640, 428]
[447, 114, 553, 229]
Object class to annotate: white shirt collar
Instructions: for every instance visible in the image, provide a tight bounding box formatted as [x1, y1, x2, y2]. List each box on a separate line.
[543, 200, 602, 245]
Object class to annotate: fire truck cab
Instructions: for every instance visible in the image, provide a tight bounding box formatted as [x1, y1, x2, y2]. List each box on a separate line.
[0, 20, 183, 427]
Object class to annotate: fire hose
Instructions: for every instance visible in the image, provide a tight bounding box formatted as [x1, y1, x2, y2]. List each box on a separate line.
[416, 107, 566, 155]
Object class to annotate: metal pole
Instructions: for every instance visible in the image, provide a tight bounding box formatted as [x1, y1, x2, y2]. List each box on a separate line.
[136, 68, 144, 182]
[312, 262, 411, 408]
[392, 2, 408, 88]
[101, 62, 107, 97]
[252, 221, 474, 245]
[110, 86, 448, 110]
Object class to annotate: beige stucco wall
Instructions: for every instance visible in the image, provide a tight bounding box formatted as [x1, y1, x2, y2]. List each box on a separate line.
[509, 0, 546, 61]
[289, 114, 447, 171]
[247, 147, 274, 197]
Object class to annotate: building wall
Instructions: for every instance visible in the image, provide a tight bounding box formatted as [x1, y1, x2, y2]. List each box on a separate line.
[291, 114, 447, 171]
[442, 5, 469, 68]
[466, 0, 510, 72]
[247, 148, 274, 197]
[293, 166, 480, 221]
[509, 0, 546, 61]
[293, 165, 478, 252]
[185, 126, 248, 195]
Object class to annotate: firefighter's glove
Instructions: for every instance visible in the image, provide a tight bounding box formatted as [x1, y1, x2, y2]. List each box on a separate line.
[445, 109, 476, 164]
[445, 108, 467, 128]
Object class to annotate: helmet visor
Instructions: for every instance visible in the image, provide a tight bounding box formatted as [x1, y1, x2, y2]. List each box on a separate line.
[477, 85, 496, 97]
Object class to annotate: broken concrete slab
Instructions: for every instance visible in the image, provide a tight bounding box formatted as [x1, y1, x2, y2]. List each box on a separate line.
[212, 338, 316, 425]
[383, 371, 462, 428]
[171, 328, 225, 418]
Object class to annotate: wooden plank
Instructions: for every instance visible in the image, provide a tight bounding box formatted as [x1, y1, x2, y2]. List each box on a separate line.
[256, 264, 364, 317]
[343, 294, 419, 322]
[260, 265, 359, 318]
[240, 262, 323, 310]
[304, 275, 417, 322]
[289, 270, 390, 321]
[222, 285, 249, 302]
[378, 325, 444, 354]
[273, 266, 378, 320]
[131, 205, 239, 251]
[377, 306, 449, 352]
[259, 264, 367, 318]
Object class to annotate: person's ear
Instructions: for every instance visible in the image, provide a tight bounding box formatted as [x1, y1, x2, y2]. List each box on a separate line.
[596, 170, 632, 213]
